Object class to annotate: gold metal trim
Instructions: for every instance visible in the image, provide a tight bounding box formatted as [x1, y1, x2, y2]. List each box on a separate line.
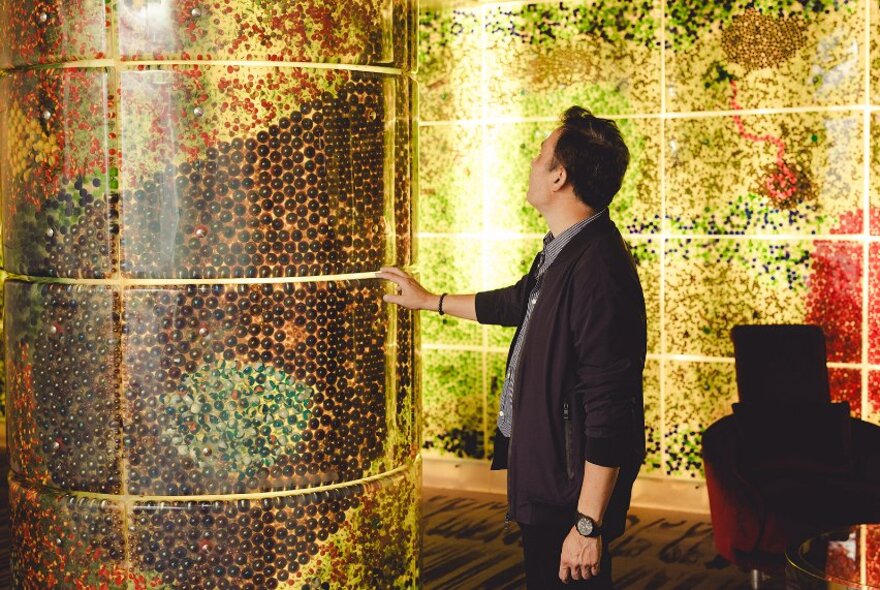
[3, 270, 388, 286]
[9, 456, 420, 504]
[3, 59, 404, 76]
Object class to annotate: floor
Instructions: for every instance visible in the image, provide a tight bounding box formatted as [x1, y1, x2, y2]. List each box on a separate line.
[0, 448, 783, 589]
[420, 488, 783, 590]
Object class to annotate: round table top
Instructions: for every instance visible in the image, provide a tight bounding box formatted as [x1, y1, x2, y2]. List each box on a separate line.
[786, 525, 880, 589]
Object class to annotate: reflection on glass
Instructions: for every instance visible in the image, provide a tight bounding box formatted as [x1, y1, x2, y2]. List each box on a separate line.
[787, 526, 880, 590]
[3, 0, 417, 587]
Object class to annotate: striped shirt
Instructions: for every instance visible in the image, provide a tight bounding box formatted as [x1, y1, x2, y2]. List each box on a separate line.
[497, 208, 608, 437]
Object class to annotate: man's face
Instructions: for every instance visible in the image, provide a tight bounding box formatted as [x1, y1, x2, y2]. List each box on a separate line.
[526, 128, 562, 209]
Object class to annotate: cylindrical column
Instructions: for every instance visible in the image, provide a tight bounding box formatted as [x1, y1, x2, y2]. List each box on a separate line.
[1, 1, 419, 588]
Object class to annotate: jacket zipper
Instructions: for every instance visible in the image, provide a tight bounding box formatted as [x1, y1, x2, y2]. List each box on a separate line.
[504, 366, 515, 533]
[504, 273, 541, 532]
[504, 354, 526, 533]
[563, 401, 574, 479]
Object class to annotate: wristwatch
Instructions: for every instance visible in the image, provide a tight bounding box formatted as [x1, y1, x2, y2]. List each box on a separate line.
[574, 512, 602, 538]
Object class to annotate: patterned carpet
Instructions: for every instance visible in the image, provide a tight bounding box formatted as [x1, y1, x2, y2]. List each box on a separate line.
[421, 488, 784, 590]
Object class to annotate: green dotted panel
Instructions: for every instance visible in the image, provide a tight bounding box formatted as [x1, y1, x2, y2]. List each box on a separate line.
[663, 360, 738, 478]
[422, 348, 484, 458]
[419, 124, 484, 235]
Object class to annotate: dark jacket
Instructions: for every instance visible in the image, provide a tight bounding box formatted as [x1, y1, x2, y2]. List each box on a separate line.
[475, 210, 646, 537]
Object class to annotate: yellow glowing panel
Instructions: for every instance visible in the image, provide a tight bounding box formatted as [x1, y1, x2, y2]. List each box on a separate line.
[0, 0, 410, 68]
[614, 118, 662, 234]
[663, 360, 737, 478]
[666, 112, 863, 235]
[419, 236, 483, 347]
[486, 350, 506, 461]
[643, 360, 661, 474]
[870, 371, 880, 427]
[664, 238, 863, 362]
[0, 0, 107, 67]
[119, 65, 394, 279]
[483, 1, 661, 118]
[483, 119, 660, 236]
[666, 2, 864, 112]
[629, 238, 660, 355]
[118, 0, 400, 65]
[873, 0, 880, 104]
[0, 68, 114, 278]
[871, 243, 880, 364]
[418, 123, 483, 234]
[829, 367, 864, 418]
[483, 123, 553, 236]
[121, 281, 393, 495]
[418, 7, 483, 122]
[10, 481, 126, 586]
[11, 464, 421, 589]
[6, 281, 121, 493]
[872, 114, 880, 235]
[422, 348, 484, 458]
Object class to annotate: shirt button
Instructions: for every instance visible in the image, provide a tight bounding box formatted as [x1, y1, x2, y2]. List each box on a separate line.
[498, 411, 504, 417]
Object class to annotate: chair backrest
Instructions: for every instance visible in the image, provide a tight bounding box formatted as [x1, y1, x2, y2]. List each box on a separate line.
[730, 324, 831, 405]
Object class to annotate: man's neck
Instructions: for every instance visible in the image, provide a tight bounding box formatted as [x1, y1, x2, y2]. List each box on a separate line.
[543, 205, 598, 238]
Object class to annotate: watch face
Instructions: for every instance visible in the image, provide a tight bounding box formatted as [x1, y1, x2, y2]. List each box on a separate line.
[576, 516, 594, 536]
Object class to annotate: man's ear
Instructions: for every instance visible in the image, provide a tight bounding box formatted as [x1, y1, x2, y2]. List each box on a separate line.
[551, 165, 567, 191]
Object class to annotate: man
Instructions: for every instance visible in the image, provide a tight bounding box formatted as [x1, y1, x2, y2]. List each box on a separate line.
[377, 106, 646, 588]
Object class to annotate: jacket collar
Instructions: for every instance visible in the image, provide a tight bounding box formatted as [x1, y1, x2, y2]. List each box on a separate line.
[544, 208, 614, 271]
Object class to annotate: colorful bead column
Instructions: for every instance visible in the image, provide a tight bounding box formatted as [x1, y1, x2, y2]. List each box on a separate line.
[1, 1, 419, 588]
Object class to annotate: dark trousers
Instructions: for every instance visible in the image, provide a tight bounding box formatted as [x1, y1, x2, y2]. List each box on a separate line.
[520, 521, 613, 589]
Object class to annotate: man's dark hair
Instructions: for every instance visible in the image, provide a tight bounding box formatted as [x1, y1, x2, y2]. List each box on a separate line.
[550, 106, 630, 210]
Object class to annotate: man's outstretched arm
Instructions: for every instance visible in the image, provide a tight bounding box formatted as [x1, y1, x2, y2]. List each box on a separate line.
[376, 267, 477, 321]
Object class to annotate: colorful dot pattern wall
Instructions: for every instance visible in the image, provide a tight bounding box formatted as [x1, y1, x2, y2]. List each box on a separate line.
[0, 1, 420, 588]
[417, 0, 880, 482]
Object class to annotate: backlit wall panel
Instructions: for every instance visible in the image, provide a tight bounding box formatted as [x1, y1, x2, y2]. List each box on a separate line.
[0, 1, 419, 588]
[417, 0, 880, 479]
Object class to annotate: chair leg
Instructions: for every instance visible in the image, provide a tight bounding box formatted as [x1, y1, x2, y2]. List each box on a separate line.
[750, 569, 761, 590]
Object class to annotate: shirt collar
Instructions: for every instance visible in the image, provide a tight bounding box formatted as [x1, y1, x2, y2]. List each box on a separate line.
[539, 208, 607, 272]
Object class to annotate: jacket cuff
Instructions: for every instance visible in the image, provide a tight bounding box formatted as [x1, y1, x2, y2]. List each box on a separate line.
[474, 291, 498, 325]
[584, 435, 629, 468]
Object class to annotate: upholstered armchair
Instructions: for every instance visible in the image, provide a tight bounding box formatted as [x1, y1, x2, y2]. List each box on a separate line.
[702, 325, 880, 587]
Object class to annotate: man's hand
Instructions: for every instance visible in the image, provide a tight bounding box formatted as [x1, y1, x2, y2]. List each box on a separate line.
[559, 527, 601, 583]
[375, 267, 436, 311]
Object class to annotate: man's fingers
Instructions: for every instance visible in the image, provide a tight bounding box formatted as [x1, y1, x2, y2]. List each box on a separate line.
[383, 294, 405, 305]
[378, 267, 409, 279]
[558, 565, 569, 583]
[377, 274, 406, 288]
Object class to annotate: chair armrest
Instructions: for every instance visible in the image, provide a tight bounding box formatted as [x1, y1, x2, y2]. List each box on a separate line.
[702, 415, 766, 561]
[851, 418, 880, 482]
